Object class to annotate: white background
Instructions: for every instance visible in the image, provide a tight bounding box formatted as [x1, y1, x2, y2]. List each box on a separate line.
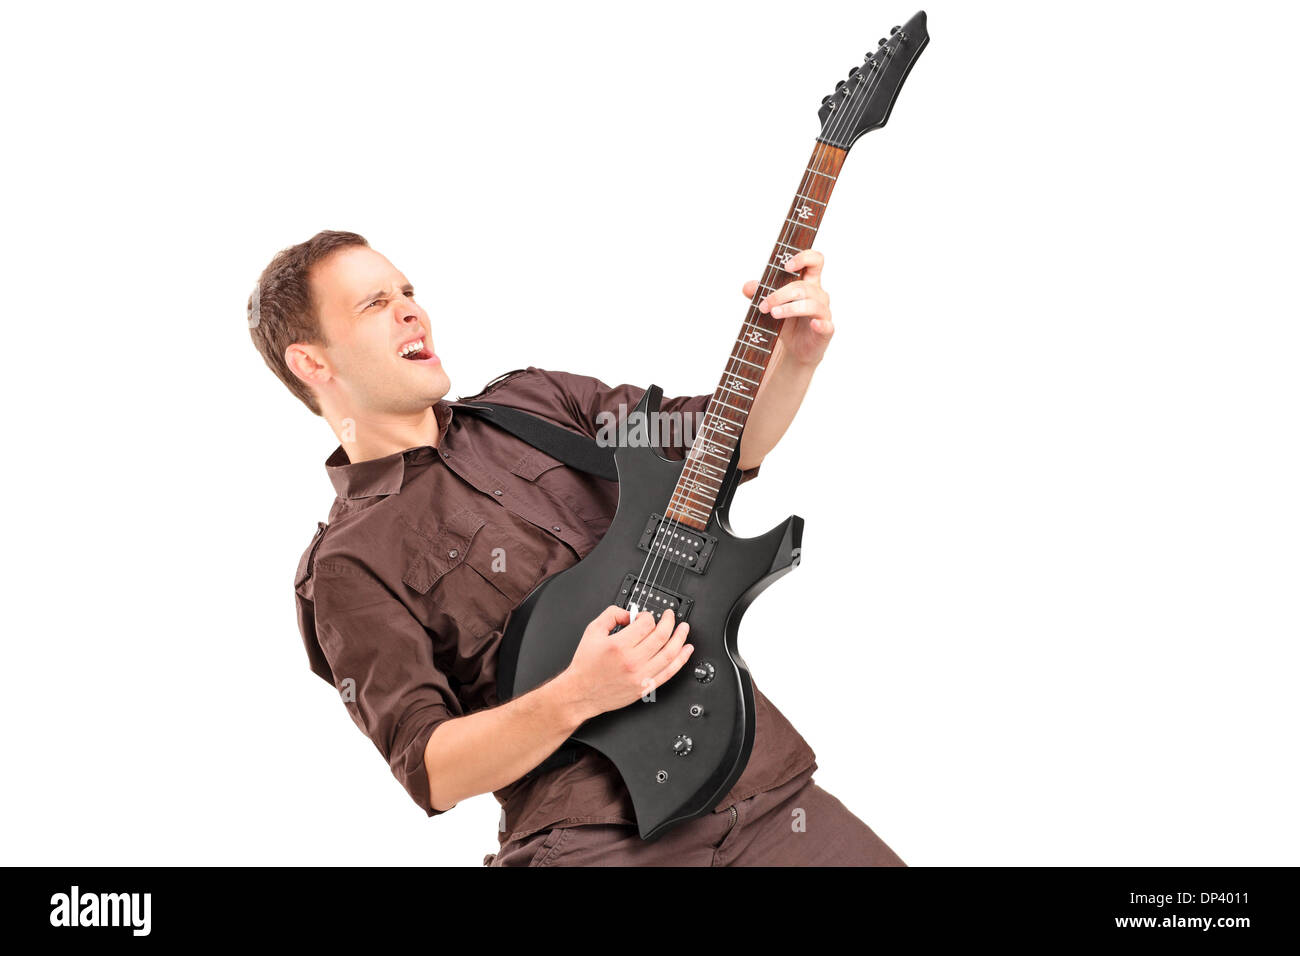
[1, 0, 1295, 866]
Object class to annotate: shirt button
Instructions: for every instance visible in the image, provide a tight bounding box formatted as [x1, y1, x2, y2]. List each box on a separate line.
[493, 489, 503, 496]
[448, 549, 459, 558]
[552, 525, 562, 532]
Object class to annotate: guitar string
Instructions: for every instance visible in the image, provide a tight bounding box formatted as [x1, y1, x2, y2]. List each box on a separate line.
[625, 37, 902, 683]
[635, 39, 899, 631]
[633, 41, 901, 634]
[648, 40, 901, 621]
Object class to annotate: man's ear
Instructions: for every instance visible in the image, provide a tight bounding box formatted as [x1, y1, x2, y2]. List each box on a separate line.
[285, 342, 331, 391]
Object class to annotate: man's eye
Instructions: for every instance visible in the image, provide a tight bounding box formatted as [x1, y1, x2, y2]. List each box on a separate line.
[404, 290, 416, 298]
[369, 299, 385, 308]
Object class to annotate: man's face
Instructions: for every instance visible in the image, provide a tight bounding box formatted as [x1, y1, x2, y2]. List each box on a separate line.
[306, 245, 450, 417]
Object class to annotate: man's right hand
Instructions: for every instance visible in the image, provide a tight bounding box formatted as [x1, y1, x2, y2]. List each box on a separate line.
[555, 605, 693, 723]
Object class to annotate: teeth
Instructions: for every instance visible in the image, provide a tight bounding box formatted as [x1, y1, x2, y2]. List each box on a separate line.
[399, 339, 424, 357]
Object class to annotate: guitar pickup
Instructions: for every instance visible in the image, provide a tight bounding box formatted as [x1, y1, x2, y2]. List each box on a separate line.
[637, 514, 717, 575]
[615, 573, 694, 623]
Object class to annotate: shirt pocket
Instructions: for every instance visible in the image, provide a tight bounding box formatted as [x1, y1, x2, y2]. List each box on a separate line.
[509, 450, 613, 524]
[400, 508, 527, 643]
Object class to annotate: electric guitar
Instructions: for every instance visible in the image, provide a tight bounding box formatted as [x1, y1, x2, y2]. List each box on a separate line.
[497, 10, 930, 840]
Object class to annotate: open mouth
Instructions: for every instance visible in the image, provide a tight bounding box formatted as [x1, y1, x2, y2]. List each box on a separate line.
[397, 337, 438, 363]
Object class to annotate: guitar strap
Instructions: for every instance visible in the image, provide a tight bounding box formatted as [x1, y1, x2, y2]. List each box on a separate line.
[452, 399, 618, 778]
[452, 401, 618, 481]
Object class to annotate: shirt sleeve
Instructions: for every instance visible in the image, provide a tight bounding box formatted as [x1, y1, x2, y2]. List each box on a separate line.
[498, 366, 761, 485]
[310, 559, 461, 817]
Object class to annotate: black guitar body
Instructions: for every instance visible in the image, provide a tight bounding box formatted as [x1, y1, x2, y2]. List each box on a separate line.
[496, 386, 803, 840]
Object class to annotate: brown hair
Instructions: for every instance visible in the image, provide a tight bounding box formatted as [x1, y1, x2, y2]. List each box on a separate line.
[247, 230, 369, 415]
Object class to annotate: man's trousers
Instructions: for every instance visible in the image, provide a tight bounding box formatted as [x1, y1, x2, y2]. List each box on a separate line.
[486, 766, 905, 866]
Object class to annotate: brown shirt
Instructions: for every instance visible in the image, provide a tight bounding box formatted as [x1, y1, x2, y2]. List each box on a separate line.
[294, 366, 817, 843]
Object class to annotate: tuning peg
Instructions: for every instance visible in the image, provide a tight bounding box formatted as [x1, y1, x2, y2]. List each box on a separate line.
[821, 94, 834, 106]
[890, 25, 900, 34]
[847, 65, 860, 77]
[878, 37, 888, 46]
[835, 79, 846, 91]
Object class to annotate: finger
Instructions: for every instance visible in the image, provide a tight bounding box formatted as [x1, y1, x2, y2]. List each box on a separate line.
[784, 249, 824, 279]
[758, 282, 818, 314]
[630, 606, 676, 652]
[742, 279, 758, 299]
[648, 639, 695, 689]
[640, 618, 688, 674]
[645, 619, 689, 668]
[769, 297, 816, 319]
[616, 606, 661, 646]
[593, 604, 631, 634]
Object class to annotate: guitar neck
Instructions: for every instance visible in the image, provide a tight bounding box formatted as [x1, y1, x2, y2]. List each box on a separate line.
[666, 142, 848, 530]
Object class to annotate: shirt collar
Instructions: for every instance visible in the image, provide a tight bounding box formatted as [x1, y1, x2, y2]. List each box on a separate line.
[325, 401, 455, 499]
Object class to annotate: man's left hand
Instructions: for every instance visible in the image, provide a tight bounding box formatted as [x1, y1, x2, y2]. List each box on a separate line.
[743, 249, 833, 368]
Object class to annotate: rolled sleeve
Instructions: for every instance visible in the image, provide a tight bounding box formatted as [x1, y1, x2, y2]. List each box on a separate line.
[507, 367, 760, 485]
[311, 561, 461, 816]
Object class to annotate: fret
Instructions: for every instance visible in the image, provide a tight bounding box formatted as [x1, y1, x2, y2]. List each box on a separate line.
[684, 462, 726, 481]
[711, 397, 749, 415]
[665, 509, 709, 530]
[701, 415, 741, 433]
[689, 446, 733, 465]
[672, 489, 717, 509]
[668, 143, 844, 524]
[678, 474, 721, 491]
[740, 320, 778, 338]
[673, 490, 718, 509]
[669, 500, 714, 522]
[690, 457, 730, 476]
[716, 389, 755, 405]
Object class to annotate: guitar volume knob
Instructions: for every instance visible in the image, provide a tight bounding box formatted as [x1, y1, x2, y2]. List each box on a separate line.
[673, 735, 693, 757]
[693, 661, 715, 683]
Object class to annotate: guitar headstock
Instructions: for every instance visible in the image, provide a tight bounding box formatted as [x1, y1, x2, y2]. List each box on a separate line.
[817, 10, 929, 150]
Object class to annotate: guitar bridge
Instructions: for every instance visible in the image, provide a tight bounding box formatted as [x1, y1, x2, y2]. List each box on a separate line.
[637, 514, 717, 575]
[615, 573, 694, 624]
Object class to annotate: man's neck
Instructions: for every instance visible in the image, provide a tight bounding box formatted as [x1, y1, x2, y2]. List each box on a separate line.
[330, 405, 442, 463]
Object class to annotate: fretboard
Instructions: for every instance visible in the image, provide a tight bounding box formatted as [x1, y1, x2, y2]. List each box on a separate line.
[665, 143, 848, 530]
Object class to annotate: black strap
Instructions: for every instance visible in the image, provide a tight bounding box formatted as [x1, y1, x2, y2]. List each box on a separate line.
[453, 399, 609, 778]
[454, 401, 618, 481]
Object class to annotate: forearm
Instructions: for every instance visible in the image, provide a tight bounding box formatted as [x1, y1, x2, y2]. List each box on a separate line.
[423, 671, 588, 811]
[738, 339, 819, 470]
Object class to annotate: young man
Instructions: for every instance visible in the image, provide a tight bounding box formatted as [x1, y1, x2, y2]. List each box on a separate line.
[249, 230, 904, 866]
